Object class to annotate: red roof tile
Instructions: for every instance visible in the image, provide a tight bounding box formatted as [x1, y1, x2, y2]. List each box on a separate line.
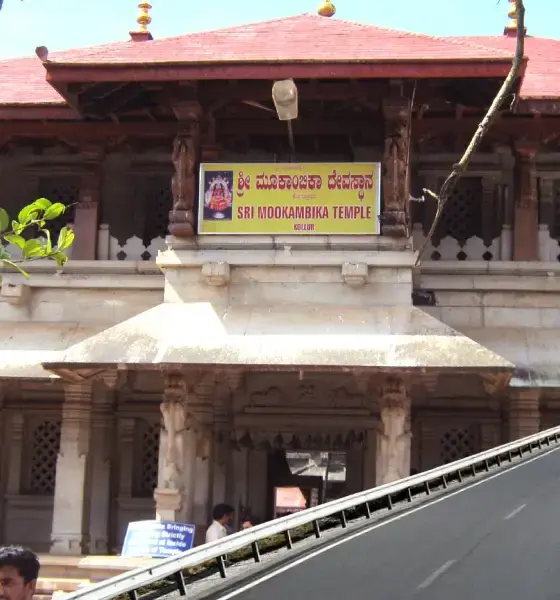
[450, 36, 560, 99]
[0, 57, 64, 105]
[48, 14, 513, 64]
[0, 14, 558, 107]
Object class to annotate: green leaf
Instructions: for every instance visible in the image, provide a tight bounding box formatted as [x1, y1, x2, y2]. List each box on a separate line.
[56, 226, 75, 251]
[3, 234, 26, 249]
[12, 220, 24, 235]
[0, 246, 10, 260]
[17, 204, 40, 227]
[43, 203, 66, 221]
[1, 259, 30, 278]
[0, 208, 9, 233]
[51, 251, 68, 268]
[22, 239, 46, 259]
[40, 228, 52, 253]
[33, 198, 52, 211]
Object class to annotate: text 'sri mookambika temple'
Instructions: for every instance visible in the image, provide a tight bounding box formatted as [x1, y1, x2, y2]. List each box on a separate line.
[0, 0, 558, 557]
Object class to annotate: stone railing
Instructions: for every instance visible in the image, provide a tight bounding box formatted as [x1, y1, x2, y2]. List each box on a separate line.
[412, 223, 513, 262]
[537, 224, 560, 262]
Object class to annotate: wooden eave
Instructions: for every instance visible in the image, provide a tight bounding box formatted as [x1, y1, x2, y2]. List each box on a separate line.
[0, 105, 80, 120]
[43, 57, 523, 87]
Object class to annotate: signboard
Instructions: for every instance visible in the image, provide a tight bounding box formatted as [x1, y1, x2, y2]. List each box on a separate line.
[274, 486, 308, 518]
[121, 520, 195, 559]
[198, 162, 381, 235]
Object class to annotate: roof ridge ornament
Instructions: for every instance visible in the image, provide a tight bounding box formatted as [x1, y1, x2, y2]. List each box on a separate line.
[504, 0, 526, 37]
[317, 0, 336, 17]
[130, 1, 154, 42]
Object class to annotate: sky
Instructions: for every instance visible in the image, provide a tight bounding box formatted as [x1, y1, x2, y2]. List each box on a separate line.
[0, 0, 555, 60]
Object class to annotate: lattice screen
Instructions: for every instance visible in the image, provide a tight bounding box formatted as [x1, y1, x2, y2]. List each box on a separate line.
[438, 179, 482, 247]
[439, 428, 476, 464]
[27, 419, 62, 495]
[132, 419, 160, 497]
[142, 176, 172, 247]
[37, 177, 80, 241]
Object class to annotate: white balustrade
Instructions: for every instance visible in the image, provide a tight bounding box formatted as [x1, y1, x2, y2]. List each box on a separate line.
[96, 223, 167, 261]
[412, 223, 511, 261]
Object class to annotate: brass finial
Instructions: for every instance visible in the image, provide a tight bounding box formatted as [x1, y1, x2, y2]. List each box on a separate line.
[130, 1, 153, 41]
[317, 0, 336, 17]
[504, 0, 526, 37]
[136, 1, 152, 32]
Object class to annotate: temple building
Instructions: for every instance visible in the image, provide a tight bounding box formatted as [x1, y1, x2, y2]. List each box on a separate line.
[0, 0, 559, 555]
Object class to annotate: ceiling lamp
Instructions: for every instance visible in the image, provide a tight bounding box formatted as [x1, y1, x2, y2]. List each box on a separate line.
[272, 79, 299, 121]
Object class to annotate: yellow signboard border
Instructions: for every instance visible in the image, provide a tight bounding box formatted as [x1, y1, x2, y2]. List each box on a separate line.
[197, 162, 382, 236]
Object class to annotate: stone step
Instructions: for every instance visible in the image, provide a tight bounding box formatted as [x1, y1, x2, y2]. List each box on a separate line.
[36, 577, 92, 600]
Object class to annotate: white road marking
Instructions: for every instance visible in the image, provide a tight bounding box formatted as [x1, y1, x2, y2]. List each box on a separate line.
[215, 446, 560, 600]
[416, 559, 456, 590]
[504, 503, 527, 520]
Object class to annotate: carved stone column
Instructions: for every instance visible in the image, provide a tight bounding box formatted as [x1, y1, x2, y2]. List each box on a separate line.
[50, 382, 93, 555]
[87, 377, 117, 554]
[376, 376, 412, 485]
[154, 371, 207, 523]
[513, 143, 539, 261]
[508, 389, 540, 441]
[72, 145, 103, 260]
[168, 102, 202, 237]
[381, 89, 411, 238]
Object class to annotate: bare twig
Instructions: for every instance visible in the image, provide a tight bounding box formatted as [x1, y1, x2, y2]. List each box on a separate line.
[414, 0, 526, 266]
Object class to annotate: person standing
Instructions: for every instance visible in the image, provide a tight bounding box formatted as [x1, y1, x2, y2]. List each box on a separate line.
[205, 503, 235, 544]
[0, 546, 40, 600]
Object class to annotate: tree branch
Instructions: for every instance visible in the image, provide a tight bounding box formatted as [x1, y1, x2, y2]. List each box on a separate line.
[414, 0, 526, 266]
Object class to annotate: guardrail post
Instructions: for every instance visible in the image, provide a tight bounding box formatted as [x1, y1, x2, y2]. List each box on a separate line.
[174, 571, 187, 596]
[251, 541, 261, 563]
[313, 519, 322, 536]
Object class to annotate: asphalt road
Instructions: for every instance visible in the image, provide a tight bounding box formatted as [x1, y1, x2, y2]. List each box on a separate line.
[222, 446, 560, 600]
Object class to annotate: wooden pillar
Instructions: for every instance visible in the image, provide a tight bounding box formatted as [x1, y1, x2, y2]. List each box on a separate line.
[381, 86, 411, 238]
[168, 102, 202, 237]
[513, 143, 539, 261]
[71, 145, 103, 260]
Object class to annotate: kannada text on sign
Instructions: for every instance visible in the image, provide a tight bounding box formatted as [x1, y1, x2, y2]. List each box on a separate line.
[198, 162, 381, 235]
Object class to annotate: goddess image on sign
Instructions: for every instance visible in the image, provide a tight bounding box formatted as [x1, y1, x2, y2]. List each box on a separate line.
[203, 172, 234, 221]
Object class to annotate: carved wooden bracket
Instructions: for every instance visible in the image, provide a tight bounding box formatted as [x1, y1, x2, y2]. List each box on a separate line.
[481, 372, 512, 396]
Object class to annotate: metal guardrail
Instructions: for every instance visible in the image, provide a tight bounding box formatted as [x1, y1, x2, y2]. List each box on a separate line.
[66, 425, 560, 600]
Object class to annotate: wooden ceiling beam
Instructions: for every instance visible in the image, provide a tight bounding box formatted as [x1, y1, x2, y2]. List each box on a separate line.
[0, 116, 559, 142]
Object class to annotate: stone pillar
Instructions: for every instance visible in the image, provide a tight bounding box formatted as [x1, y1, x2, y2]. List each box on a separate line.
[50, 382, 93, 555]
[381, 86, 411, 238]
[362, 430, 377, 489]
[87, 377, 116, 554]
[508, 389, 540, 441]
[513, 143, 539, 261]
[72, 145, 103, 260]
[154, 372, 194, 522]
[376, 376, 412, 486]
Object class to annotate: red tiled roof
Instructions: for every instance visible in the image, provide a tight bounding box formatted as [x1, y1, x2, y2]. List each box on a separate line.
[0, 57, 64, 105]
[450, 36, 560, 99]
[0, 14, 557, 107]
[47, 14, 513, 64]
